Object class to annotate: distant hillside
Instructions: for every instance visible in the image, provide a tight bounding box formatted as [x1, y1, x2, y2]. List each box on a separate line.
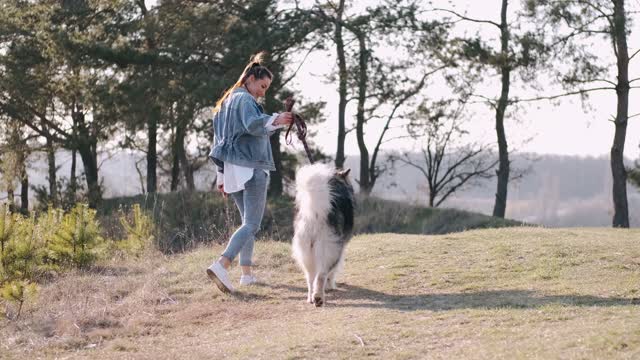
[98, 191, 524, 253]
[345, 153, 640, 228]
[6, 151, 640, 227]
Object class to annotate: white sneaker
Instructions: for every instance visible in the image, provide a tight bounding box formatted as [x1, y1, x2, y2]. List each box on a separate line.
[239, 274, 258, 286]
[206, 262, 235, 293]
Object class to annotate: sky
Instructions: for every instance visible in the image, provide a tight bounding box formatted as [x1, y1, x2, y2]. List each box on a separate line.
[143, 0, 640, 160]
[284, 0, 640, 160]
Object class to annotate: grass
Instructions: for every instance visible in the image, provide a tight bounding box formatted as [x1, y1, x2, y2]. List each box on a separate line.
[1, 227, 640, 359]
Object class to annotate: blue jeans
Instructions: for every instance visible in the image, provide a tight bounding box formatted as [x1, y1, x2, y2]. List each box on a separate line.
[221, 169, 269, 266]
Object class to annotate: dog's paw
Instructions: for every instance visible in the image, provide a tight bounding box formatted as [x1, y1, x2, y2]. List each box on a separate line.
[313, 295, 324, 307]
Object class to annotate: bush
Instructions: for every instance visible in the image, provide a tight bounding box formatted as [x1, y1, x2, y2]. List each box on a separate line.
[46, 204, 104, 269]
[0, 202, 156, 319]
[117, 204, 154, 257]
[2, 215, 44, 282]
[1, 280, 37, 319]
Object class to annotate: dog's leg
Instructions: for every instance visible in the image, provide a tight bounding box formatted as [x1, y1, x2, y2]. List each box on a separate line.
[326, 271, 337, 291]
[304, 270, 313, 303]
[312, 272, 327, 307]
[326, 251, 344, 291]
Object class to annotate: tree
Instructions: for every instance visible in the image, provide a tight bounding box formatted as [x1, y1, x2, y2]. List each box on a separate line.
[312, 1, 452, 195]
[216, 0, 322, 196]
[0, 0, 137, 208]
[307, 0, 348, 169]
[47, 204, 103, 269]
[524, 0, 638, 227]
[392, 100, 497, 207]
[115, 0, 320, 195]
[435, 1, 549, 218]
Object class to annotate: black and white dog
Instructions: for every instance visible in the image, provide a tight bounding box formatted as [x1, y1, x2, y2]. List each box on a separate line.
[292, 164, 355, 307]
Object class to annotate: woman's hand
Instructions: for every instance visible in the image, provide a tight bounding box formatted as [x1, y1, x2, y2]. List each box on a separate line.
[274, 112, 294, 126]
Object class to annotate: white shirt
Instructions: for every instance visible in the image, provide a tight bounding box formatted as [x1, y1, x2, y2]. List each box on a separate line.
[217, 114, 284, 193]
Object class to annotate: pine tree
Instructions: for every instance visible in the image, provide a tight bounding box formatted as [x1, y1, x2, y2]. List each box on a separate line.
[0, 204, 16, 278]
[47, 204, 103, 269]
[1, 280, 37, 320]
[118, 204, 155, 256]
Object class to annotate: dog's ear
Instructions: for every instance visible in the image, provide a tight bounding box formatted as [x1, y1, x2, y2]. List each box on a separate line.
[337, 168, 351, 178]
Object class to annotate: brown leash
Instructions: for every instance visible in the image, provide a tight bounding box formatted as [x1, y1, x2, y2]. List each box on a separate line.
[283, 96, 314, 164]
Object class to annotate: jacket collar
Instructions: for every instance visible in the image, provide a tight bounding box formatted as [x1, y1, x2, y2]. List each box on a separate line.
[234, 86, 251, 96]
[234, 86, 263, 110]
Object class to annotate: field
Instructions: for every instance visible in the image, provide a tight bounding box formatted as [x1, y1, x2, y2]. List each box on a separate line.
[2, 227, 640, 359]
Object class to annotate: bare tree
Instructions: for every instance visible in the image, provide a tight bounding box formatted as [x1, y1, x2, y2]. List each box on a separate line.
[392, 100, 497, 207]
[312, 1, 453, 195]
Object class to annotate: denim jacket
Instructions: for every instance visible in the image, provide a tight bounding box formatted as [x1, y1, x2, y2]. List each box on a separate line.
[209, 87, 277, 172]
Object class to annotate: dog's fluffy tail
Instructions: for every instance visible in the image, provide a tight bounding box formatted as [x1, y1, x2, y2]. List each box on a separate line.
[295, 163, 334, 217]
[295, 163, 334, 193]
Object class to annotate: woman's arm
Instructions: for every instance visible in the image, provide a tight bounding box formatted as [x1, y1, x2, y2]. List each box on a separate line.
[237, 96, 273, 136]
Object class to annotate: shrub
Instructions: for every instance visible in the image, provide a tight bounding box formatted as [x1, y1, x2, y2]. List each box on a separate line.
[117, 204, 154, 257]
[46, 204, 103, 269]
[2, 215, 44, 282]
[0, 204, 16, 274]
[1, 280, 37, 319]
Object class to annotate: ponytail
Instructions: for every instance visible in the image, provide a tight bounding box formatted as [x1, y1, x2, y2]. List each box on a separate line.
[213, 51, 274, 113]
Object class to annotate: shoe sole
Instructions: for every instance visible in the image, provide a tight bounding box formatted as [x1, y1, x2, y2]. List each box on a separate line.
[206, 268, 233, 294]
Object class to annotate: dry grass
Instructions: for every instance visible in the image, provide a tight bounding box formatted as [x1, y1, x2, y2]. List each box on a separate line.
[1, 227, 640, 359]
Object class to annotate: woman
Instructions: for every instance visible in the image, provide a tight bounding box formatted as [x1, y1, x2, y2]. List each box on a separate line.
[207, 52, 293, 293]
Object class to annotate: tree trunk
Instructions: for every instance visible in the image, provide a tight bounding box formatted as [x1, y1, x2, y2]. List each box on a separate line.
[14, 131, 28, 214]
[265, 87, 283, 197]
[46, 136, 58, 207]
[139, 0, 158, 194]
[610, 0, 629, 228]
[180, 154, 195, 191]
[269, 133, 284, 196]
[355, 32, 371, 195]
[176, 113, 195, 191]
[335, 0, 347, 169]
[77, 142, 100, 209]
[70, 148, 77, 202]
[19, 167, 28, 214]
[41, 120, 58, 207]
[7, 188, 15, 211]
[492, 0, 511, 219]
[69, 112, 78, 204]
[147, 106, 158, 194]
[74, 110, 100, 208]
[171, 117, 186, 192]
